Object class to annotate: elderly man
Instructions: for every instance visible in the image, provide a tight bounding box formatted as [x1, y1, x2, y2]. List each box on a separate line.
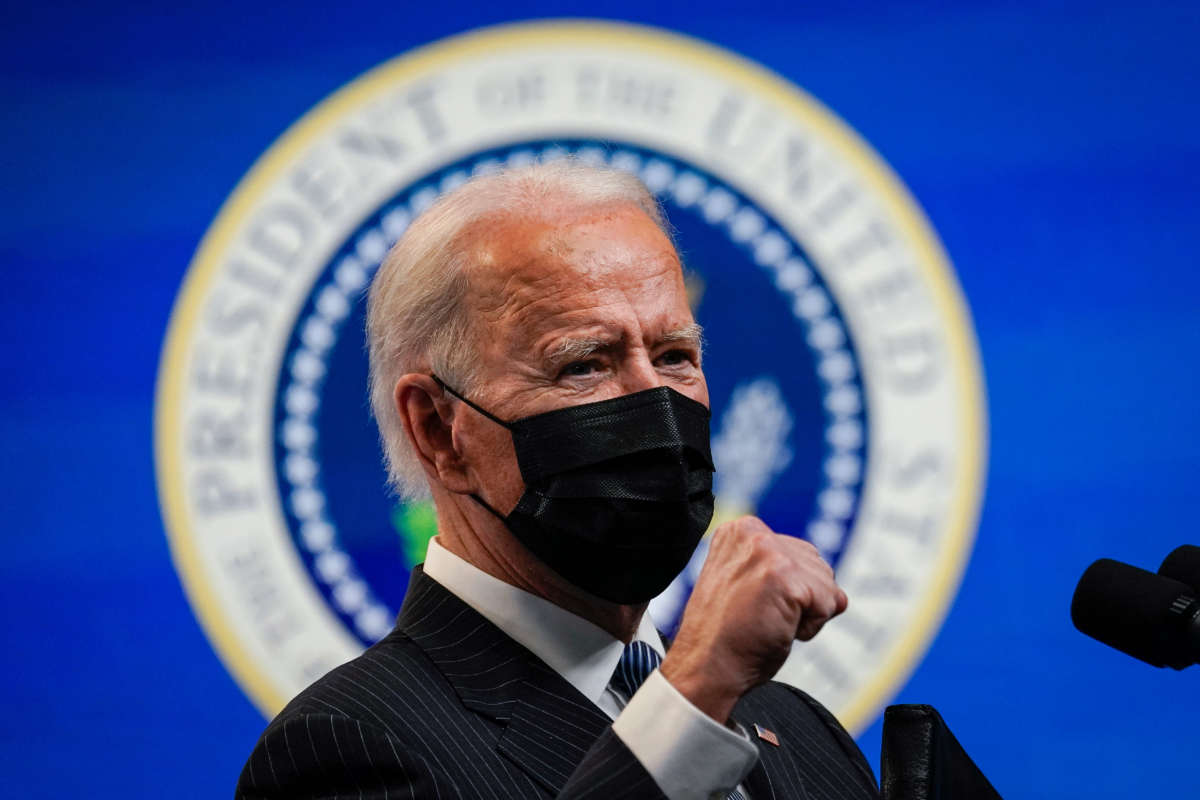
[236, 161, 880, 799]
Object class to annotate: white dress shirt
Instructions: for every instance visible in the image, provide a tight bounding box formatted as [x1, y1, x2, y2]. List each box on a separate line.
[423, 538, 757, 799]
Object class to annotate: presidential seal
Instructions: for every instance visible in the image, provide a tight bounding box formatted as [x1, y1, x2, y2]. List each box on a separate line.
[155, 20, 987, 734]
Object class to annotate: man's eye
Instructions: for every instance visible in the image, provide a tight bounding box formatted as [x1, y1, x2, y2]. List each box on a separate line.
[561, 360, 600, 377]
[658, 349, 691, 366]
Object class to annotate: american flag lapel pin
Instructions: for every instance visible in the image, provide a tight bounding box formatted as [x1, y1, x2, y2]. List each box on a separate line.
[753, 723, 780, 747]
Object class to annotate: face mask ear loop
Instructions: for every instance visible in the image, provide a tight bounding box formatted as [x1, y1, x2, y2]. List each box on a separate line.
[430, 375, 512, 428]
[468, 493, 510, 522]
[430, 375, 518, 519]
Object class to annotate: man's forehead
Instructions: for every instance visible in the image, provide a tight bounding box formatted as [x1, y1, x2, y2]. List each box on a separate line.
[463, 205, 687, 322]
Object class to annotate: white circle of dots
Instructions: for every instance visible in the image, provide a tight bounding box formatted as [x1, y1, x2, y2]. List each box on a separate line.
[279, 144, 868, 643]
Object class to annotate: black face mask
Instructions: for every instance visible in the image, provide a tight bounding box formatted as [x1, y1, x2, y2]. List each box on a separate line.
[433, 378, 716, 605]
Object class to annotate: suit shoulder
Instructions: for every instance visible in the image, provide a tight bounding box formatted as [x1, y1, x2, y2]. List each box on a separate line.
[270, 629, 447, 735]
[747, 680, 843, 722]
[738, 681, 879, 795]
[742, 680, 860, 743]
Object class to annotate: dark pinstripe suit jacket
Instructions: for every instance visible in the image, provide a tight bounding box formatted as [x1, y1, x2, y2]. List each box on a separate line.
[237, 568, 880, 799]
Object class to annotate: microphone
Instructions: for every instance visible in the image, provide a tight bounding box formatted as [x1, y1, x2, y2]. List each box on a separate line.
[1070, 558, 1200, 669]
[1159, 544, 1200, 592]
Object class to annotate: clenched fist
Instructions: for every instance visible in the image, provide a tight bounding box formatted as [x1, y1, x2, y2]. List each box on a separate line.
[659, 516, 848, 724]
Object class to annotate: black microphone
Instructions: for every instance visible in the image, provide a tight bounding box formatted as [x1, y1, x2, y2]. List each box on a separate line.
[1070, 558, 1200, 669]
[1159, 544, 1200, 592]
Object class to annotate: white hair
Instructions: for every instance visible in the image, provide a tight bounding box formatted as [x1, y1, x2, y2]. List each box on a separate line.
[366, 158, 669, 498]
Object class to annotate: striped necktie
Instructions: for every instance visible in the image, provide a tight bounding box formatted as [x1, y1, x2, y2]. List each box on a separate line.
[610, 640, 662, 699]
[610, 641, 747, 800]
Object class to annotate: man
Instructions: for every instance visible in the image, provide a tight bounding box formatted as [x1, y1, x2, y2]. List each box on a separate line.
[237, 160, 880, 799]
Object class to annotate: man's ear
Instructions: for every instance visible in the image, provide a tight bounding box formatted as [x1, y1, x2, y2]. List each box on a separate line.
[394, 374, 473, 493]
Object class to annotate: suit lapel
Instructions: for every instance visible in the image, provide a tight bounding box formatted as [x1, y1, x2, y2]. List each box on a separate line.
[495, 658, 612, 793]
[398, 568, 612, 795]
[734, 711, 806, 800]
[740, 743, 783, 800]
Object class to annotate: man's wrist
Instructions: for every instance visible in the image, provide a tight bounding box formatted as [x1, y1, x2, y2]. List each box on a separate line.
[659, 654, 742, 724]
[612, 670, 758, 799]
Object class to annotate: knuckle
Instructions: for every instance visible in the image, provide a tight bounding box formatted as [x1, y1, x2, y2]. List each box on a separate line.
[712, 520, 741, 548]
[791, 582, 815, 607]
[768, 553, 793, 581]
[736, 515, 771, 536]
[747, 530, 776, 558]
[712, 520, 744, 550]
[794, 538, 820, 558]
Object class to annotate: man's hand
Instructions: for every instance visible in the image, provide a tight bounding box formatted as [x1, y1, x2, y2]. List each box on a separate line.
[659, 516, 848, 724]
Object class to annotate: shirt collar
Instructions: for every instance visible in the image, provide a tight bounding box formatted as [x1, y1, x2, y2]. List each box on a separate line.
[423, 537, 664, 707]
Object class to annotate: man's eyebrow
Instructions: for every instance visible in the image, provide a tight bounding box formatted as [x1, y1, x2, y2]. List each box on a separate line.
[544, 323, 705, 367]
[546, 335, 618, 366]
[660, 323, 705, 351]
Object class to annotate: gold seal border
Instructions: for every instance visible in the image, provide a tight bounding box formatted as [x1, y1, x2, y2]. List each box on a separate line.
[154, 19, 988, 730]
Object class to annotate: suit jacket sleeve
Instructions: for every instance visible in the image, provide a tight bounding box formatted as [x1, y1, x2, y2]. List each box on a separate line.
[236, 713, 668, 800]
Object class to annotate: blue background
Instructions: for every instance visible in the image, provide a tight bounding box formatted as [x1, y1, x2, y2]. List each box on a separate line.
[3, 1, 1198, 796]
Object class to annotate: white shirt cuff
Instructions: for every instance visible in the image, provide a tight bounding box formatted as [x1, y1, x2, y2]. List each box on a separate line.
[611, 669, 758, 799]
